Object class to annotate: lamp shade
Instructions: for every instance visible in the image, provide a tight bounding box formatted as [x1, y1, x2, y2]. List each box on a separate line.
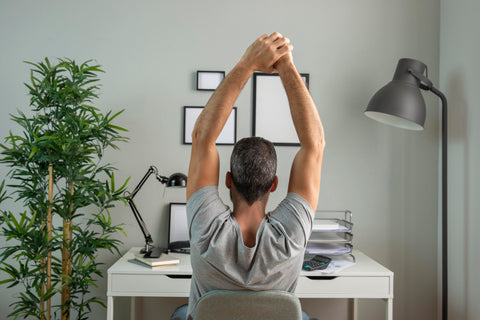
[166, 173, 187, 188]
[365, 58, 427, 131]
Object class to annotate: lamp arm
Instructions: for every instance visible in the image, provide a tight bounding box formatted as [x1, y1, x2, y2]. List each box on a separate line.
[129, 166, 157, 199]
[126, 197, 154, 249]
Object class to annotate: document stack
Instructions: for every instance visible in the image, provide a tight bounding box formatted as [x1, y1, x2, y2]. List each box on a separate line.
[307, 210, 355, 262]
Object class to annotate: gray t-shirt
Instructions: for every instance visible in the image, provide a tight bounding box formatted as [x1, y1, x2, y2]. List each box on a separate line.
[186, 185, 314, 316]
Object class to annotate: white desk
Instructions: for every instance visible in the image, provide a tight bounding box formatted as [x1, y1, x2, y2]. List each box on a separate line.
[107, 248, 393, 320]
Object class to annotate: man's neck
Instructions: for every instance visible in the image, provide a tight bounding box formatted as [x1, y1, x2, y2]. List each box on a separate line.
[233, 199, 267, 248]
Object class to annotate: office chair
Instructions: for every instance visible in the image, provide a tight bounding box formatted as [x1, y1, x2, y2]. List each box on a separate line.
[190, 289, 303, 320]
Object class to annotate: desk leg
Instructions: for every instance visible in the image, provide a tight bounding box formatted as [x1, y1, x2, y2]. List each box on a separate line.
[384, 298, 393, 320]
[107, 296, 114, 320]
[130, 297, 136, 320]
[348, 298, 358, 320]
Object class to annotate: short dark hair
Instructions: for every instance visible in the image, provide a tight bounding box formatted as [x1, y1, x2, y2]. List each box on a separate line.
[230, 137, 277, 205]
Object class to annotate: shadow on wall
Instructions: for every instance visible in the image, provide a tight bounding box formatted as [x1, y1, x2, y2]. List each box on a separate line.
[446, 72, 469, 319]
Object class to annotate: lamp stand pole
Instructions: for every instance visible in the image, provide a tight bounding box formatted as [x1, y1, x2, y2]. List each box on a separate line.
[412, 68, 448, 320]
[431, 87, 448, 320]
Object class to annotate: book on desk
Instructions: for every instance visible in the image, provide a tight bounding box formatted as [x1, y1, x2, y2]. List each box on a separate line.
[134, 253, 180, 268]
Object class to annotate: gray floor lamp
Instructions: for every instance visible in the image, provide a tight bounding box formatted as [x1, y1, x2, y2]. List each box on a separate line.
[364, 58, 448, 320]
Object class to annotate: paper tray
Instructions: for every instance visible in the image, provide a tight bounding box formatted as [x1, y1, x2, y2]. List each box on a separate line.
[312, 218, 353, 232]
[305, 242, 353, 255]
[308, 232, 353, 243]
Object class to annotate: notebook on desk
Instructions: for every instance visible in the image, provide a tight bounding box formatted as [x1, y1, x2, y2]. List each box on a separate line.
[168, 203, 190, 253]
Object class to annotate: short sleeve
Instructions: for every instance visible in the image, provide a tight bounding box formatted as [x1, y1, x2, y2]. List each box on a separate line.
[267, 193, 314, 247]
[186, 185, 231, 243]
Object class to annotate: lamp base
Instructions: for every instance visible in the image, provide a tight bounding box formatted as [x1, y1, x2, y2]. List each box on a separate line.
[140, 246, 168, 258]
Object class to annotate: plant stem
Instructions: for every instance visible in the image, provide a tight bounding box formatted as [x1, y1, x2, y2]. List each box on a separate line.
[47, 164, 53, 320]
[41, 230, 45, 320]
[61, 178, 74, 320]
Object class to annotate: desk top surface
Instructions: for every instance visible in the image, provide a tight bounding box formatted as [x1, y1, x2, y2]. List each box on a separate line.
[108, 248, 393, 278]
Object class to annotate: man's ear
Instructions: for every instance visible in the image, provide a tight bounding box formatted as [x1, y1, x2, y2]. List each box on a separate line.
[225, 171, 233, 189]
[270, 176, 279, 192]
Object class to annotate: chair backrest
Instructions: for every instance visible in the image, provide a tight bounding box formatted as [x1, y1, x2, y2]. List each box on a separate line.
[190, 289, 303, 320]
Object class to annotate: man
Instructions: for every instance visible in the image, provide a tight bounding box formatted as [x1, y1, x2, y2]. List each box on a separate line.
[172, 32, 325, 320]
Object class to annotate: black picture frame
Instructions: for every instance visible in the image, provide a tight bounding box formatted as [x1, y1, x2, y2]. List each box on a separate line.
[252, 72, 310, 146]
[183, 106, 237, 145]
[196, 71, 225, 91]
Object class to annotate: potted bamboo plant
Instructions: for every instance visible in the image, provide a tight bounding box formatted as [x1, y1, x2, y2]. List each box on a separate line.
[0, 58, 129, 320]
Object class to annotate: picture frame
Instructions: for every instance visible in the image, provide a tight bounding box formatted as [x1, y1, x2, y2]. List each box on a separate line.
[196, 71, 225, 91]
[183, 106, 237, 145]
[252, 72, 310, 146]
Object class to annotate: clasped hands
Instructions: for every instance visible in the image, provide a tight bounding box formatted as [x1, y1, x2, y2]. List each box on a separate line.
[239, 32, 293, 74]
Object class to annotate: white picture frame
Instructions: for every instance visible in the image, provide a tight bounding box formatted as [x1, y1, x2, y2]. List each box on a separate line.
[183, 106, 237, 145]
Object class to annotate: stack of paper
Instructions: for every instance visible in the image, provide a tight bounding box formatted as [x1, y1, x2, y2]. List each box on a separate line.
[309, 233, 350, 243]
[320, 256, 356, 274]
[312, 219, 349, 232]
[306, 242, 352, 255]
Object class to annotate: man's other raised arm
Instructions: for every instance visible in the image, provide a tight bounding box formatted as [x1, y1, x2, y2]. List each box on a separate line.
[186, 33, 292, 200]
[276, 55, 325, 211]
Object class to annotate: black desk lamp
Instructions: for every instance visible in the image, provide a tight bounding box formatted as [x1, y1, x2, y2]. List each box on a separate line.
[364, 58, 448, 320]
[124, 165, 187, 258]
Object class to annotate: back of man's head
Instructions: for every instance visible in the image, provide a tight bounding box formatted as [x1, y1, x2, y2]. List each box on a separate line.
[230, 137, 277, 205]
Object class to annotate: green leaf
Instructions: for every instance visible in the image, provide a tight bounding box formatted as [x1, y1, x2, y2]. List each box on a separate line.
[110, 173, 115, 191]
[28, 146, 37, 159]
[0, 278, 16, 285]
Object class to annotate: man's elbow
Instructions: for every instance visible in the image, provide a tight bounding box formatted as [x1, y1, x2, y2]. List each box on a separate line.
[191, 126, 202, 143]
[191, 125, 214, 146]
[314, 138, 325, 160]
[305, 136, 325, 154]
[317, 136, 326, 150]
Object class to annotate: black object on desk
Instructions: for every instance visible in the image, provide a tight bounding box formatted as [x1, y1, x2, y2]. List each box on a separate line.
[169, 240, 190, 254]
[302, 255, 332, 271]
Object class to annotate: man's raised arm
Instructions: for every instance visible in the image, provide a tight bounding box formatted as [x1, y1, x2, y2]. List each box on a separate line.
[276, 55, 325, 211]
[186, 33, 292, 200]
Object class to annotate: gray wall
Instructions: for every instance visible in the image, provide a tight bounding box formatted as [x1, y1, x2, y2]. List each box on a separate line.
[440, 1, 480, 319]
[0, 0, 446, 319]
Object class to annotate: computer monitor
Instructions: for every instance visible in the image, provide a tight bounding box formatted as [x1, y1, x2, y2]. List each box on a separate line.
[168, 203, 190, 253]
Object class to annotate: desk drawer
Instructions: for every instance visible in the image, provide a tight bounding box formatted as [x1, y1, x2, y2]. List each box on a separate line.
[110, 274, 191, 297]
[295, 276, 391, 299]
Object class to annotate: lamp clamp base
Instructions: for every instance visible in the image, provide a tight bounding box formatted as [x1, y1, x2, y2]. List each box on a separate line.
[140, 245, 168, 258]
